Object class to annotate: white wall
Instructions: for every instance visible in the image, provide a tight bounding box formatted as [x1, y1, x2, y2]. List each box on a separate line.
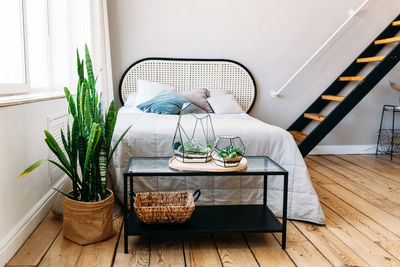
[107, 0, 400, 149]
[0, 99, 68, 265]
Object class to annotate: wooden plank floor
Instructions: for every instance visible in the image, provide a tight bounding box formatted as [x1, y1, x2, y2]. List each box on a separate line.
[6, 154, 400, 267]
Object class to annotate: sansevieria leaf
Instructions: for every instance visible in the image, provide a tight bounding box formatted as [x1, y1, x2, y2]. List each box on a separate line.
[71, 115, 79, 163]
[99, 146, 107, 198]
[84, 89, 92, 135]
[61, 129, 72, 160]
[44, 130, 72, 172]
[67, 119, 71, 147]
[18, 160, 46, 177]
[48, 160, 74, 182]
[77, 49, 84, 83]
[53, 187, 75, 199]
[76, 82, 81, 122]
[85, 44, 95, 93]
[83, 123, 101, 180]
[64, 87, 76, 117]
[104, 101, 116, 156]
[78, 135, 86, 183]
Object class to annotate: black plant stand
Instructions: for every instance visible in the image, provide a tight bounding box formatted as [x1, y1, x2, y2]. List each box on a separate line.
[376, 105, 400, 160]
[122, 156, 288, 253]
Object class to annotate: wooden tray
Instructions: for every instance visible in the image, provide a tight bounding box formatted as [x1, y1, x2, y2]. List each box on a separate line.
[169, 157, 248, 172]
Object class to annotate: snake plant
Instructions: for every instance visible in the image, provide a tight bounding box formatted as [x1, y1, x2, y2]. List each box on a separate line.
[19, 45, 131, 202]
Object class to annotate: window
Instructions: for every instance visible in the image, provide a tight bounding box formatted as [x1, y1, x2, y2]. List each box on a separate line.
[0, 0, 49, 95]
[26, 0, 49, 89]
[0, 1, 26, 87]
[0, 0, 91, 97]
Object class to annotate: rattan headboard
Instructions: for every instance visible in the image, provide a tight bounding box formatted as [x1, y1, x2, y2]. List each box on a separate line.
[119, 58, 257, 113]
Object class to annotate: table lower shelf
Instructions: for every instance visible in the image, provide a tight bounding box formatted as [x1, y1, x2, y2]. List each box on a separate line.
[127, 204, 282, 235]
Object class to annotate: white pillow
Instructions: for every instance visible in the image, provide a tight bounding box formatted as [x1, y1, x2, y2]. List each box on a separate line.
[207, 94, 244, 114]
[135, 80, 176, 106]
[124, 92, 137, 107]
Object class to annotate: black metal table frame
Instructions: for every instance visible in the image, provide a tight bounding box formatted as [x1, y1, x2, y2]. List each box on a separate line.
[123, 157, 288, 253]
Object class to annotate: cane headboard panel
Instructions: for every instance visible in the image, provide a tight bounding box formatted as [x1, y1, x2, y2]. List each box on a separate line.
[119, 58, 256, 113]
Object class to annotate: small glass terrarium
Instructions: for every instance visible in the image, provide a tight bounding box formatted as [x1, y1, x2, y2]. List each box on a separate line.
[172, 103, 216, 163]
[211, 136, 246, 167]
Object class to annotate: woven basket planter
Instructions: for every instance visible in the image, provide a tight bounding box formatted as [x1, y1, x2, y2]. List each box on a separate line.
[134, 190, 201, 224]
[63, 189, 115, 245]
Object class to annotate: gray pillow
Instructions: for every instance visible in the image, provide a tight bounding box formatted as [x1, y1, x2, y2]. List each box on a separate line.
[209, 90, 232, 97]
[179, 89, 212, 112]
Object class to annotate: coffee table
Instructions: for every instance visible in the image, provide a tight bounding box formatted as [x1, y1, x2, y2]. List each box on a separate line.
[123, 156, 288, 253]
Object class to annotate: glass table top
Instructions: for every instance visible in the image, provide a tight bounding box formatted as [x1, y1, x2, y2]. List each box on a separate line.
[125, 156, 287, 176]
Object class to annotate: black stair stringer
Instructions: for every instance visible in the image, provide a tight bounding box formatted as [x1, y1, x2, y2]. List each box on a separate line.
[288, 14, 400, 133]
[298, 43, 400, 157]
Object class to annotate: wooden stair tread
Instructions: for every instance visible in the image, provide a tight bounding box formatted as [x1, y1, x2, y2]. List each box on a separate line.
[339, 76, 365, 81]
[393, 21, 400, 26]
[321, 95, 345, 101]
[304, 113, 326, 121]
[289, 131, 307, 141]
[375, 36, 400, 45]
[357, 56, 385, 63]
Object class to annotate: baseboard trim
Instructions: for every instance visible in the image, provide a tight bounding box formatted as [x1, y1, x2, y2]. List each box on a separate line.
[310, 144, 377, 155]
[0, 176, 67, 266]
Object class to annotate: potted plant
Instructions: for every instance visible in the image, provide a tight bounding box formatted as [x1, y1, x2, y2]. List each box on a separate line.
[211, 136, 246, 167]
[19, 45, 131, 245]
[173, 139, 213, 161]
[172, 103, 215, 163]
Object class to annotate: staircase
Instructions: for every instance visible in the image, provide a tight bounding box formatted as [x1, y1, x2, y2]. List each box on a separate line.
[288, 14, 400, 157]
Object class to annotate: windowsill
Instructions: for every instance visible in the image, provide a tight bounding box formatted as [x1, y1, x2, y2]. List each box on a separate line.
[0, 91, 66, 108]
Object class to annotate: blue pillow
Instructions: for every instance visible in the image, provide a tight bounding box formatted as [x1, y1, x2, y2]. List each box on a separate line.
[136, 90, 189, 114]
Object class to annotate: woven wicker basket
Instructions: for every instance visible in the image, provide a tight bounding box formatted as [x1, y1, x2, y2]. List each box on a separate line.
[134, 190, 201, 224]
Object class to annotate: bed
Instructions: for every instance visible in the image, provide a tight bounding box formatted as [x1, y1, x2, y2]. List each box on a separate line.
[110, 58, 325, 224]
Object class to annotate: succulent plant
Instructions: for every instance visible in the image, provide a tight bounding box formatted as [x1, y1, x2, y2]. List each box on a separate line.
[217, 145, 243, 158]
[183, 140, 200, 153]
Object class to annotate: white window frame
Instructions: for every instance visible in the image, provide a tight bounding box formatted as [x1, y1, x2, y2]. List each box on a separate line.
[0, 0, 50, 96]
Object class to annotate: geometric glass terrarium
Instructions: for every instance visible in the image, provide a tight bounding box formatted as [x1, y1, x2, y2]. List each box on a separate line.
[173, 103, 216, 163]
[211, 136, 246, 167]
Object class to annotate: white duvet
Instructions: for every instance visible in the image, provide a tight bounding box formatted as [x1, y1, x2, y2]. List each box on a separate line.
[110, 107, 325, 224]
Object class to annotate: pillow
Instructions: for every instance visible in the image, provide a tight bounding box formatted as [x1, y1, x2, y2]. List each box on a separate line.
[207, 94, 244, 114]
[135, 80, 176, 106]
[124, 92, 137, 107]
[179, 89, 212, 112]
[136, 90, 189, 114]
[209, 90, 232, 97]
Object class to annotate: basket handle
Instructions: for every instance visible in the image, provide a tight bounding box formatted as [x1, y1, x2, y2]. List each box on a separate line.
[193, 189, 201, 202]
[128, 191, 136, 202]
